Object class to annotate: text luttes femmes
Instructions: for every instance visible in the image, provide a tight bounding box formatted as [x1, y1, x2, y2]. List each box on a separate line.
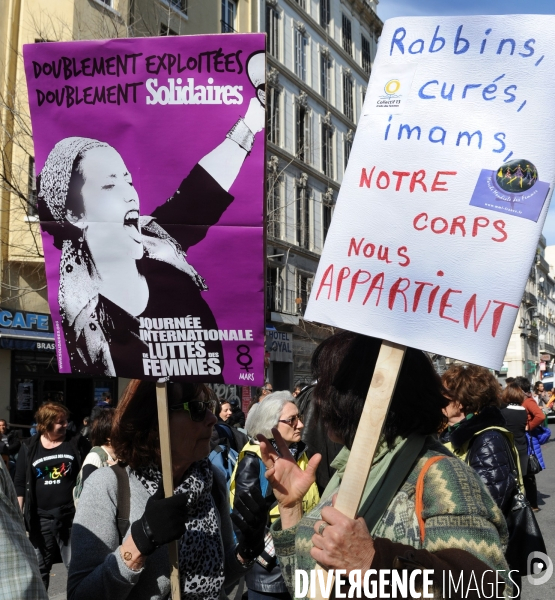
[31, 48, 246, 108]
[140, 316, 253, 378]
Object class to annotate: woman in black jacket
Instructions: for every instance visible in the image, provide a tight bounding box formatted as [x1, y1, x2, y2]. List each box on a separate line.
[14, 402, 90, 590]
[500, 383, 529, 482]
[440, 365, 518, 514]
[230, 391, 320, 600]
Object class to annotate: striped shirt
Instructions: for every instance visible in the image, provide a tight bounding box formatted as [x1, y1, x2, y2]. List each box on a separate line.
[0, 458, 48, 599]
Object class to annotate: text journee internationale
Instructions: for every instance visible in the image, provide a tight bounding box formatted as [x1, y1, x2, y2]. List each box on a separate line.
[140, 316, 254, 378]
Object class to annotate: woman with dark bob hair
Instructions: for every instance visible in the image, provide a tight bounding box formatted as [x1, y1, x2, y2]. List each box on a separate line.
[73, 408, 117, 505]
[68, 380, 266, 600]
[260, 332, 514, 597]
[500, 383, 528, 485]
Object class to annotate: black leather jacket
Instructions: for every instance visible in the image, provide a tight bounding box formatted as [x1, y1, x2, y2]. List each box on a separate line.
[233, 444, 310, 594]
[0, 428, 21, 457]
[440, 406, 517, 515]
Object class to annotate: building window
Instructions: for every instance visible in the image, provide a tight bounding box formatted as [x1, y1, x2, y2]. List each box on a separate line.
[267, 266, 282, 313]
[266, 5, 279, 59]
[320, 51, 331, 101]
[160, 23, 178, 36]
[28, 157, 38, 217]
[296, 102, 311, 164]
[221, 0, 237, 33]
[294, 27, 308, 81]
[97, 0, 113, 6]
[296, 180, 311, 250]
[296, 272, 313, 314]
[320, 0, 331, 29]
[322, 120, 334, 178]
[267, 173, 282, 239]
[323, 202, 333, 241]
[342, 15, 352, 57]
[294, 0, 306, 9]
[362, 34, 372, 75]
[168, 0, 188, 13]
[344, 135, 353, 170]
[267, 86, 280, 145]
[343, 72, 354, 121]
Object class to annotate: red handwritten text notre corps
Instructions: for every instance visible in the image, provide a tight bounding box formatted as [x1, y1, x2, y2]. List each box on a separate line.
[359, 167, 457, 192]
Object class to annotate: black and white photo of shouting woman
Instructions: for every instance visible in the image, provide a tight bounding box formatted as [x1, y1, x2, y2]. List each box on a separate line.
[37, 51, 265, 380]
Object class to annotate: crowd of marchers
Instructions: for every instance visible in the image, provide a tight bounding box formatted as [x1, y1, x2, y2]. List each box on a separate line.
[1, 332, 551, 600]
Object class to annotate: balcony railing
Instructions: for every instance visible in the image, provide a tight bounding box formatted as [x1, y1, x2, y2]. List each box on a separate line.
[221, 20, 237, 33]
[530, 325, 539, 338]
[536, 254, 550, 273]
[267, 286, 307, 316]
[523, 291, 537, 306]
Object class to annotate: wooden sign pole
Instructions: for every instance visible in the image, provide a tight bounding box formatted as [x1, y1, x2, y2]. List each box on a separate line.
[312, 340, 406, 600]
[156, 382, 182, 600]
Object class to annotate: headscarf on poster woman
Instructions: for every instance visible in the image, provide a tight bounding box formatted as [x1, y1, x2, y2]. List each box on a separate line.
[37, 51, 265, 379]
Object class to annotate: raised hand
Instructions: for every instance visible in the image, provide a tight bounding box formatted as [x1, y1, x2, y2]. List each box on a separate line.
[311, 494, 375, 573]
[258, 428, 321, 510]
[243, 97, 265, 134]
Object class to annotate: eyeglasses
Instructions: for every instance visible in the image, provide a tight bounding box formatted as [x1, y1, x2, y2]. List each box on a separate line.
[278, 413, 303, 428]
[170, 399, 217, 422]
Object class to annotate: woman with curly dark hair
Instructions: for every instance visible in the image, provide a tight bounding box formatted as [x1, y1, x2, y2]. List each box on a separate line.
[68, 380, 267, 600]
[440, 365, 521, 513]
[257, 332, 514, 598]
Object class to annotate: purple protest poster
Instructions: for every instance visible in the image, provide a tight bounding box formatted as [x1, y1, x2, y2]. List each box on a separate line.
[23, 35, 266, 385]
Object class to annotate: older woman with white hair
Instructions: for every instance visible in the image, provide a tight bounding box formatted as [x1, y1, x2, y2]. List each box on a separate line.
[230, 391, 319, 600]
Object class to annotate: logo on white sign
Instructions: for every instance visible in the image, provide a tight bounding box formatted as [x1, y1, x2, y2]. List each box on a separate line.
[368, 63, 418, 115]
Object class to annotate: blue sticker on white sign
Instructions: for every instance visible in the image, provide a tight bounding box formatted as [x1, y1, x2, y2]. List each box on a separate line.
[469, 159, 550, 222]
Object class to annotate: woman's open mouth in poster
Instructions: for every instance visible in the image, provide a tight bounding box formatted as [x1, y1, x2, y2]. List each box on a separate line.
[124, 209, 141, 243]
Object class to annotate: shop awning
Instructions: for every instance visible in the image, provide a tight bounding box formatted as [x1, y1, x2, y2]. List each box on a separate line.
[0, 329, 55, 351]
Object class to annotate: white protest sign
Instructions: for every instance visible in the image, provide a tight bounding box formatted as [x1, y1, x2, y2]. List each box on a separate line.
[305, 15, 555, 369]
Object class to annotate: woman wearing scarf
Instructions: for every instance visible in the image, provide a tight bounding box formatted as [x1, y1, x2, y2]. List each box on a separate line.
[439, 364, 519, 515]
[68, 381, 266, 600]
[37, 53, 265, 380]
[259, 332, 514, 599]
[230, 392, 319, 600]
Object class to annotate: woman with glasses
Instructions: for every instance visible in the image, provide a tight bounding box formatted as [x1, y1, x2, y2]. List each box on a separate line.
[68, 381, 267, 600]
[14, 402, 90, 590]
[259, 332, 514, 598]
[230, 391, 319, 600]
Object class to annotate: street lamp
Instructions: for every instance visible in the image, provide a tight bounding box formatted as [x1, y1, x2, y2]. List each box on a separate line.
[520, 305, 538, 378]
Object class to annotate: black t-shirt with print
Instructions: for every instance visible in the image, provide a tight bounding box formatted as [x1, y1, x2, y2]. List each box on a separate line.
[32, 440, 77, 511]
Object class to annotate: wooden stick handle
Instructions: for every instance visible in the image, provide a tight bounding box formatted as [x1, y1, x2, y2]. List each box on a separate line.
[313, 341, 406, 600]
[156, 382, 182, 600]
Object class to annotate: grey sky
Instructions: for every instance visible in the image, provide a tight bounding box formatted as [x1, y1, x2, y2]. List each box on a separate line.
[377, 0, 555, 244]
